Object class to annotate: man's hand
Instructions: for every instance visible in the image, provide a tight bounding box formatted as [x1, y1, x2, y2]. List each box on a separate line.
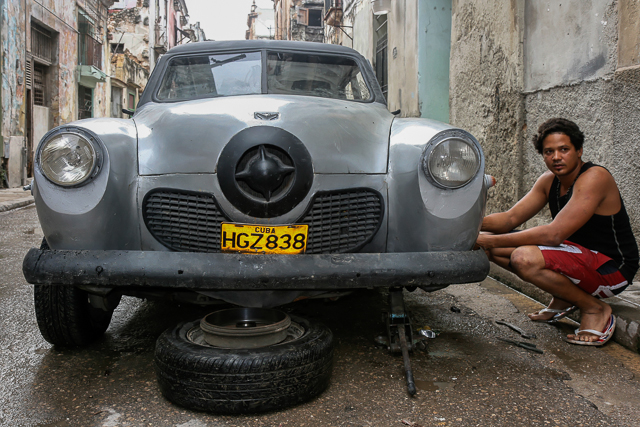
[474, 232, 495, 260]
[475, 232, 493, 250]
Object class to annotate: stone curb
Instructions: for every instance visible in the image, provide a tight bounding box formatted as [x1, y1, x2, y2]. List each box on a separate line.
[489, 264, 640, 353]
[0, 197, 35, 213]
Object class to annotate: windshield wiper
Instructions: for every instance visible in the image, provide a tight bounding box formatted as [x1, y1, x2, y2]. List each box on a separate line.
[210, 54, 247, 69]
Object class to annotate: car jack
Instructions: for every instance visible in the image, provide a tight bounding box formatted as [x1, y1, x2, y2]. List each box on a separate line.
[384, 287, 417, 396]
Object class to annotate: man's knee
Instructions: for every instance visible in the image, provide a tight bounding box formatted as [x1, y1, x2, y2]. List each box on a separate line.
[510, 246, 545, 277]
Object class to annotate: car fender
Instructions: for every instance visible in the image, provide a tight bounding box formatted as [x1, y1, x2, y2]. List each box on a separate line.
[33, 118, 141, 250]
[386, 118, 487, 252]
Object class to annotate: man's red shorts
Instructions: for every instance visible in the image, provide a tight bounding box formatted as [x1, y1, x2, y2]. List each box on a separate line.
[538, 240, 628, 298]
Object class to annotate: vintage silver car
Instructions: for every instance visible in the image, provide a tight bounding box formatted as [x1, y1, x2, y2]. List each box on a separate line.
[24, 40, 490, 412]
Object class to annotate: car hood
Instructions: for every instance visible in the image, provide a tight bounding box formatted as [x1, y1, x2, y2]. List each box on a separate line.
[134, 95, 393, 175]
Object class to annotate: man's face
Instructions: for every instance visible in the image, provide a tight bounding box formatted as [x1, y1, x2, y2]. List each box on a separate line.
[541, 132, 583, 177]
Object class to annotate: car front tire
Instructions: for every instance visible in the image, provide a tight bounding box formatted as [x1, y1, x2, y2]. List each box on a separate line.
[33, 239, 115, 347]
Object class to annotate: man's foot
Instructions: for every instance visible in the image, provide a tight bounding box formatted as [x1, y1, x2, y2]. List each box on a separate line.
[528, 306, 577, 322]
[565, 314, 615, 346]
[528, 298, 575, 322]
[565, 303, 613, 344]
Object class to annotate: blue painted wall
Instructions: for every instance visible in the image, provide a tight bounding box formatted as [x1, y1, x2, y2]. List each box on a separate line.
[418, 0, 452, 123]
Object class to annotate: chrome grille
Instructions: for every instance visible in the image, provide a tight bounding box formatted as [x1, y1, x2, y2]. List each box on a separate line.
[300, 190, 383, 254]
[143, 190, 228, 252]
[143, 189, 383, 253]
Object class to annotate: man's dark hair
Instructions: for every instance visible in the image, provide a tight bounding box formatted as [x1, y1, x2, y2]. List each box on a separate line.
[531, 118, 584, 154]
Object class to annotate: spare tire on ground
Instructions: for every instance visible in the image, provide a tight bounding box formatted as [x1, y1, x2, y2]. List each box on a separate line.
[155, 314, 333, 414]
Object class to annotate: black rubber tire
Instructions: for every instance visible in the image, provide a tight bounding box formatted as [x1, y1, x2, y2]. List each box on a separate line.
[33, 239, 115, 347]
[155, 315, 333, 414]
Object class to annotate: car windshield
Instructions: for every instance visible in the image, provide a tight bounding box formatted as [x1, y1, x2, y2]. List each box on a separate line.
[157, 52, 262, 100]
[266, 52, 371, 101]
[156, 50, 371, 102]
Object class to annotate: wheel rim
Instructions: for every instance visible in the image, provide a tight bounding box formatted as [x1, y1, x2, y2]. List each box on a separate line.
[196, 308, 301, 349]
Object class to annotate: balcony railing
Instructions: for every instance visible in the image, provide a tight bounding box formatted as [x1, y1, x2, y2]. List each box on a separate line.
[79, 33, 102, 69]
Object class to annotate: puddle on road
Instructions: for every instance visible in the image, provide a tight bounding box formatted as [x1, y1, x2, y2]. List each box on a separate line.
[414, 379, 454, 392]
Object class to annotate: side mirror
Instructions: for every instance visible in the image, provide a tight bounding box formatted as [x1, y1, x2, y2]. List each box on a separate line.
[122, 108, 134, 117]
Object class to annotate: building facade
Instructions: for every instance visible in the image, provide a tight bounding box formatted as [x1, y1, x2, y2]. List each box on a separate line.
[0, 0, 194, 187]
[0, 0, 114, 187]
[274, 0, 324, 42]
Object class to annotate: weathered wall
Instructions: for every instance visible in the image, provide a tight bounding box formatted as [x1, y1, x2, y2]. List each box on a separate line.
[290, 0, 324, 42]
[618, 0, 640, 68]
[109, 6, 150, 68]
[450, 0, 525, 215]
[524, 0, 616, 92]
[351, 0, 373, 59]
[386, 0, 419, 116]
[1, 0, 26, 137]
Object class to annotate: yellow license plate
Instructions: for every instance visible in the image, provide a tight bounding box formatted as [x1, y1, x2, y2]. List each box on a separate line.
[220, 223, 309, 254]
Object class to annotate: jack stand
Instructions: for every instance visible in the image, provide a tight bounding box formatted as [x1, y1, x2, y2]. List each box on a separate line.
[385, 287, 417, 396]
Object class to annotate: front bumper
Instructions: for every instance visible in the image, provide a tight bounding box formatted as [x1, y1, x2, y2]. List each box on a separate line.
[23, 249, 489, 290]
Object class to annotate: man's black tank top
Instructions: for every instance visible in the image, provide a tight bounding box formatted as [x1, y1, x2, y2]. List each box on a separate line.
[549, 162, 639, 283]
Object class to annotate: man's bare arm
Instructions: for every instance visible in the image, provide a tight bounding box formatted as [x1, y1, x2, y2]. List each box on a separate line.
[481, 173, 552, 234]
[477, 168, 612, 249]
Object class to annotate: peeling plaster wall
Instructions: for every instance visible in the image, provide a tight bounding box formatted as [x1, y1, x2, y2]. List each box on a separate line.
[351, 0, 374, 61]
[386, 0, 419, 116]
[109, 6, 150, 68]
[349, 0, 419, 116]
[524, 0, 616, 92]
[30, 0, 80, 126]
[1, 0, 26, 138]
[450, 0, 525, 215]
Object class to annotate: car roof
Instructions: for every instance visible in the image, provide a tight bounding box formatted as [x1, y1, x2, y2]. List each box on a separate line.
[164, 40, 362, 57]
[138, 40, 386, 108]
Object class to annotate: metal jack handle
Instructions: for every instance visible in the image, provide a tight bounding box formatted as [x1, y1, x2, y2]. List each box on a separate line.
[387, 287, 417, 396]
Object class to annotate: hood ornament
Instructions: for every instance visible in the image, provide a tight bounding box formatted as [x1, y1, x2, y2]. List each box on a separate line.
[235, 145, 295, 202]
[254, 112, 280, 121]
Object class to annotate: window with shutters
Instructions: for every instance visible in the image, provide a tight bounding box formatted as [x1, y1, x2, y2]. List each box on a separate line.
[298, 7, 309, 25]
[31, 23, 54, 65]
[78, 9, 102, 68]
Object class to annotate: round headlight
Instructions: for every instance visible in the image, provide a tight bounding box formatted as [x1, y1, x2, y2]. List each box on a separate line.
[424, 137, 480, 188]
[39, 132, 97, 186]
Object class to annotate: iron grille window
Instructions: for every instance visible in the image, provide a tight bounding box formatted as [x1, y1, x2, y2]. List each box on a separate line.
[33, 64, 46, 106]
[31, 23, 54, 64]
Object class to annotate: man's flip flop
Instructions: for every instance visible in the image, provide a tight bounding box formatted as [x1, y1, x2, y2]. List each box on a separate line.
[563, 314, 616, 346]
[531, 306, 577, 323]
